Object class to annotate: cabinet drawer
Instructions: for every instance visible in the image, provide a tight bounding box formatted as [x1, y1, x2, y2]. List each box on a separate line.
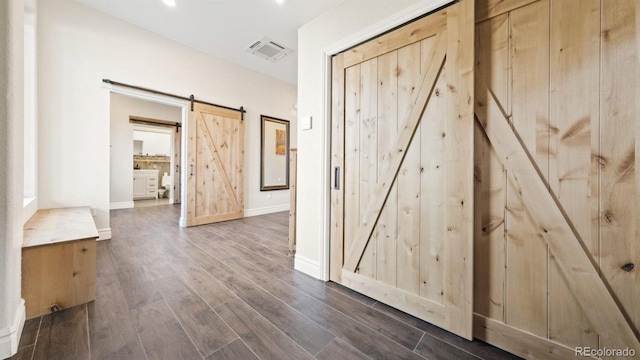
[148, 183, 157, 188]
[147, 189, 157, 195]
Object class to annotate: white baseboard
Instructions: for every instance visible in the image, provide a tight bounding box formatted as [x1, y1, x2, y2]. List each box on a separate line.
[244, 204, 290, 218]
[97, 228, 112, 241]
[23, 197, 37, 226]
[109, 201, 134, 210]
[179, 217, 187, 227]
[294, 255, 321, 279]
[0, 299, 25, 359]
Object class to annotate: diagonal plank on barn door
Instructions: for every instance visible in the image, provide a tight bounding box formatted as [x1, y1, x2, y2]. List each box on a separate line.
[343, 33, 447, 272]
[474, 79, 640, 352]
[197, 116, 240, 210]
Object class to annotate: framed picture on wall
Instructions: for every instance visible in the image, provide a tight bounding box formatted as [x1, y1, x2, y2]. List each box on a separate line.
[260, 115, 290, 191]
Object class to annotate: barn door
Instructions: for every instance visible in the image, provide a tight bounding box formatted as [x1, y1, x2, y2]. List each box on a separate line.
[185, 102, 244, 226]
[330, 0, 474, 339]
[472, 0, 640, 354]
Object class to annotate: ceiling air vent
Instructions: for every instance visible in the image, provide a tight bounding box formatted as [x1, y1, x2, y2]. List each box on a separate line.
[246, 36, 293, 62]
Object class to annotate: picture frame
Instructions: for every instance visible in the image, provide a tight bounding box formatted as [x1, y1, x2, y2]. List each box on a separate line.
[260, 115, 290, 191]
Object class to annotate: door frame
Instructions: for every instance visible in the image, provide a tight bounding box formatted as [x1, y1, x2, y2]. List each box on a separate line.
[315, 0, 455, 281]
[105, 83, 189, 226]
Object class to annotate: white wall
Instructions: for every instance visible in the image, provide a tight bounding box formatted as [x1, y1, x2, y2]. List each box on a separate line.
[0, 0, 26, 357]
[134, 131, 171, 156]
[110, 93, 181, 206]
[296, 0, 445, 279]
[39, 0, 298, 238]
[22, 1, 37, 224]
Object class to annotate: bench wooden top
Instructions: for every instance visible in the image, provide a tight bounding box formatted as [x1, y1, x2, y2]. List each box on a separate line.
[23, 207, 99, 248]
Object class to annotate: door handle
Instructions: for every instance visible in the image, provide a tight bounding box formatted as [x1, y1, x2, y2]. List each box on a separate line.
[333, 166, 340, 190]
[190, 164, 194, 176]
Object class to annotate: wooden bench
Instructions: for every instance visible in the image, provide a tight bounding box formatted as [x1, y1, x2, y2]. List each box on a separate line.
[22, 207, 98, 319]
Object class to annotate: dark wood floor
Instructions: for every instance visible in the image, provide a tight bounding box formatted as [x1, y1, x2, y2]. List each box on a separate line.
[12, 205, 520, 360]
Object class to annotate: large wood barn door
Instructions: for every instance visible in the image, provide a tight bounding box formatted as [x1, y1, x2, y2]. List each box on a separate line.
[186, 103, 244, 226]
[472, 0, 640, 357]
[330, 0, 475, 339]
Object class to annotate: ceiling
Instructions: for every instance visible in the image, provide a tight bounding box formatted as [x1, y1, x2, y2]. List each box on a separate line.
[76, 0, 344, 85]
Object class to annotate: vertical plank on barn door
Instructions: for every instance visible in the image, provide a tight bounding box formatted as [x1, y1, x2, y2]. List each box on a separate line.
[186, 103, 243, 226]
[330, 54, 345, 283]
[473, 13, 508, 322]
[358, 58, 378, 278]
[228, 112, 238, 216]
[376, 51, 398, 286]
[223, 116, 236, 213]
[192, 118, 204, 214]
[505, 0, 549, 337]
[548, 0, 599, 348]
[344, 64, 361, 271]
[419, 35, 446, 304]
[397, 42, 422, 294]
[174, 126, 182, 204]
[601, 0, 640, 334]
[444, 0, 475, 337]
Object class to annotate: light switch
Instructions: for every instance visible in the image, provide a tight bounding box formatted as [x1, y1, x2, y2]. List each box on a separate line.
[301, 116, 312, 130]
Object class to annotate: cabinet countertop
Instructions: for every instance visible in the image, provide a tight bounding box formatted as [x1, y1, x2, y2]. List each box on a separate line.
[134, 169, 159, 173]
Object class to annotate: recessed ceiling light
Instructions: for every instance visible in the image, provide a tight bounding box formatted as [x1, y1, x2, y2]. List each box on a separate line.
[276, 0, 285, 4]
[162, 0, 176, 7]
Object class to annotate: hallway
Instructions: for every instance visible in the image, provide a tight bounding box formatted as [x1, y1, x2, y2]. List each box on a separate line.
[12, 206, 518, 360]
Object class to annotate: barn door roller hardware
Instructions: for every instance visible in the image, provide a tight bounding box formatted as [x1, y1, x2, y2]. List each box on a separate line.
[102, 79, 246, 114]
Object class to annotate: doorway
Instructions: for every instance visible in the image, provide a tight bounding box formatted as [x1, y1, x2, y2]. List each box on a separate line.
[132, 125, 177, 208]
[106, 83, 250, 229]
[109, 92, 183, 213]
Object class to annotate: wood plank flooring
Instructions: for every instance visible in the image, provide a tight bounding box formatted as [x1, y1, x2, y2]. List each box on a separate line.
[11, 205, 520, 360]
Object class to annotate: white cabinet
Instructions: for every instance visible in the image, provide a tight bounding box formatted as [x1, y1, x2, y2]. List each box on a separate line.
[133, 170, 159, 200]
[133, 176, 146, 198]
